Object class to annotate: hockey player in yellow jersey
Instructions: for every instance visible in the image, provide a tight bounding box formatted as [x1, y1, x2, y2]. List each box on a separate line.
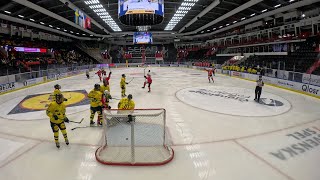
[118, 94, 135, 123]
[88, 84, 103, 126]
[51, 84, 68, 102]
[100, 78, 111, 96]
[46, 93, 69, 148]
[120, 74, 129, 97]
[118, 94, 135, 110]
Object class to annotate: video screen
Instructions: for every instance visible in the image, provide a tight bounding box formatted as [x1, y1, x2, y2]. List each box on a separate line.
[119, 0, 164, 16]
[13, 47, 47, 53]
[133, 32, 153, 44]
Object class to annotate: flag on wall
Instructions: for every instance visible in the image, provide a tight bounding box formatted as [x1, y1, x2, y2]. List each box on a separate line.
[75, 9, 79, 25]
[75, 8, 91, 29]
[85, 17, 91, 29]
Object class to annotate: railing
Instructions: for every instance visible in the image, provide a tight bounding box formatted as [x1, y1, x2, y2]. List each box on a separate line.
[0, 64, 97, 85]
[263, 68, 320, 87]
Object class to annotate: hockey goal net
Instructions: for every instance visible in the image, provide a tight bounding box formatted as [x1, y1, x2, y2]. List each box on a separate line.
[95, 108, 174, 166]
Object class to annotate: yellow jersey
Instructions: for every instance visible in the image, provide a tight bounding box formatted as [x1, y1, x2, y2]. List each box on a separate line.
[100, 85, 110, 94]
[46, 102, 66, 124]
[118, 98, 135, 110]
[88, 89, 103, 107]
[120, 77, 126, 88]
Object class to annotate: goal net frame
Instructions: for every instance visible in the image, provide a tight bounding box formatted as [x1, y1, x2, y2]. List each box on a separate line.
[95, 108, 174, 166]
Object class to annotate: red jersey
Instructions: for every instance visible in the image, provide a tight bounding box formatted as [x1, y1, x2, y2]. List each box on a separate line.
[207, 69, 213, 76]
[146, 75, 152, 83]
[96, 70, 102, 76]
[103, 73, 111, 85]
[102, 70, 106, 76]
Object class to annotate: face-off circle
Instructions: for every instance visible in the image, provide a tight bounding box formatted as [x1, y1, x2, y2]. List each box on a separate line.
[176, 86, 291, 117]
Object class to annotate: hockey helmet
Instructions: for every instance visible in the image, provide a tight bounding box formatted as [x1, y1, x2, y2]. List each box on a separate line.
[54, 84, 61, 89]
[122, 74, 126, 77]
[104, 90, 110, 96]
[94, 84, 100, 90]
[128, 94, 133, 100]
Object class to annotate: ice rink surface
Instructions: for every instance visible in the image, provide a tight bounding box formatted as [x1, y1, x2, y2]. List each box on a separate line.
[0, 67, 319, 180]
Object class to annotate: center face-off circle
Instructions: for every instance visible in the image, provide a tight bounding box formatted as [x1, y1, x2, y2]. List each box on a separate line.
[176, 86, 291, 117]
[20, 92, 86, 110]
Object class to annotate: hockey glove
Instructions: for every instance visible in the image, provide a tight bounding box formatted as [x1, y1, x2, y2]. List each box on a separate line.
[64, 117, 69, 123]
[53, 115, 59, 120]
[109, 72, 112, 75]
[108, 106, 111, 109]
[126, 82, 129, 85]
[64, 98, 68, 101]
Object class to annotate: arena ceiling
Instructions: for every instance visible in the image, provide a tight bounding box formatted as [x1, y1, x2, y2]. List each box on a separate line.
[0, 0, 319, 41]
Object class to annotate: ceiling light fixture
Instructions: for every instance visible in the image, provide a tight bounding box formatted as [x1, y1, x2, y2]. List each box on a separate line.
[274, 4, 281, 8]
[40, 22, 45, 25]
[18, 15, 24, 18]
[84, 0, 121, 31]
[29, 18, 35, 22]
[261, 9, 267, 13]
[4, 11, 11, 14]
[165, 0, 199, 31]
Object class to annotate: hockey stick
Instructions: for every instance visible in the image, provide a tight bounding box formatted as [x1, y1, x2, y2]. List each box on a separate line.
[144, 67, 147, 76]
[71, 125, 101, 131]
[127, 77, 134, 84]
[69, 118, 84, 124]
[111, 97, 121, 100]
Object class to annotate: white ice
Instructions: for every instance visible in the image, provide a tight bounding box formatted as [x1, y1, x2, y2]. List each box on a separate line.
[0, 67, 319, 180]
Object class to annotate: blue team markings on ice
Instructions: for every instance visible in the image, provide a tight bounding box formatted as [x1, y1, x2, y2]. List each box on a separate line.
[176, 86, 291, 117]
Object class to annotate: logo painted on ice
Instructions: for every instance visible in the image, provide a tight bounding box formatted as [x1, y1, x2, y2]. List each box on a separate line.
[189, 89, 250, 102]
[189, 89, 284, 107]
[259, 98, 284, 107]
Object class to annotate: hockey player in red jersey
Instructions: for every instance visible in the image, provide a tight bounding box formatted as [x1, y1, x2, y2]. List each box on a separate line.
[101, 68, 106, 76]
[103, 71, 112, 91]
[206, 68, 214, 83]
[142, 74, 152, 92]
[96, 69, 103, 82]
